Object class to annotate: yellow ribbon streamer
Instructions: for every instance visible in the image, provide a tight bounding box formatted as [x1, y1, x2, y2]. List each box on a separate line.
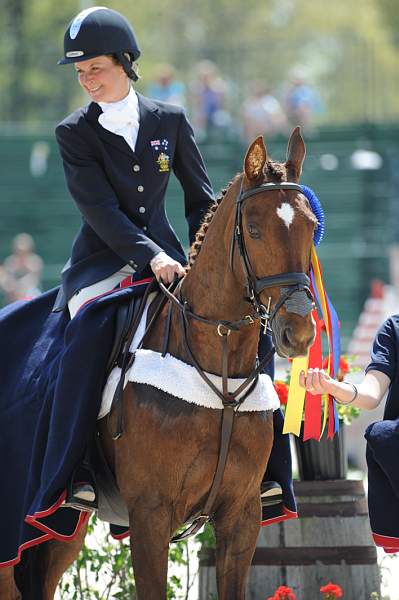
[282, 245, 335, 437]
[283, 353, 309, 436]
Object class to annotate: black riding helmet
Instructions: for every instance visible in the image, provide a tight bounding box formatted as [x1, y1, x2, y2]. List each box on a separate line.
[58, 7, 140, 80]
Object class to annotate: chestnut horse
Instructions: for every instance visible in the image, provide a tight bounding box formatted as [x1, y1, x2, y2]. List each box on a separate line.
[4, 128, 317, 600]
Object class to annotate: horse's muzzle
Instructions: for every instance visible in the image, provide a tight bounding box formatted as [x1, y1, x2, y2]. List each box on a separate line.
[272, 313, 316, 358]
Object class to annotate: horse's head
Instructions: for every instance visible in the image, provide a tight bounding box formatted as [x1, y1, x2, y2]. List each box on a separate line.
[229, 127, 317, 358]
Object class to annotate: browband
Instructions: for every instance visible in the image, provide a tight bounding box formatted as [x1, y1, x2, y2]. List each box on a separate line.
[239, 182, 304, 203]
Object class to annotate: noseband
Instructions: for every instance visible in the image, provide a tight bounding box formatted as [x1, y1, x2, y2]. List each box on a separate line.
[230, 179, 314, 331]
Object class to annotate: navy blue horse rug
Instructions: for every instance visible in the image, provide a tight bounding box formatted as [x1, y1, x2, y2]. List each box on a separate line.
[0, 281, 149, 567]
[0, 278, 297, 568]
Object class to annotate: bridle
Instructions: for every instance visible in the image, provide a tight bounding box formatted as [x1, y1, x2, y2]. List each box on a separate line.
[230, 178, 314, 333]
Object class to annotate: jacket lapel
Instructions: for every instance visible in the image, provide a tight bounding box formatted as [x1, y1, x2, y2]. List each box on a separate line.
[134, 94, 160, 156]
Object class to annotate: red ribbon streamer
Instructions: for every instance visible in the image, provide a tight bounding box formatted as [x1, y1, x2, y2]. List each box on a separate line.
[303, 309, 323, 441]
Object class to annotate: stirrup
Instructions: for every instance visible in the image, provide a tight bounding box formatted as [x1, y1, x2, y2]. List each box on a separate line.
[64, 482, 98, 512]
[260, 481, 283, 507]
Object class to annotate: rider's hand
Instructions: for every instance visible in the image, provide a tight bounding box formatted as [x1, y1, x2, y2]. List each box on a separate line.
[299, 368, 338, 396]
[150, 251, 185, 284]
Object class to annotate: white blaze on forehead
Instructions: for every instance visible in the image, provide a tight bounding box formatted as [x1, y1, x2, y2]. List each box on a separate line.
[277, 203, 295, 228]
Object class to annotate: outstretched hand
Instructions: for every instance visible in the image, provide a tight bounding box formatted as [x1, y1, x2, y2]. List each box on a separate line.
[299, 368, 337, 396]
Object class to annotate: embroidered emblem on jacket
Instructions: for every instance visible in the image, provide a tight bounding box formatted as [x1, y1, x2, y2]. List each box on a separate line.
[156, 152, 170, 172]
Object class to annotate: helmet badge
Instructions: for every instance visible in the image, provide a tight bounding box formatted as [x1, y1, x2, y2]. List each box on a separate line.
[66, 50, 84, 58]
[69, 6, 108, 40]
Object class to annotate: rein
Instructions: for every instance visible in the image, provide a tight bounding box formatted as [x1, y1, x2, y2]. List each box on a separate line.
[159, 279, 274, 408]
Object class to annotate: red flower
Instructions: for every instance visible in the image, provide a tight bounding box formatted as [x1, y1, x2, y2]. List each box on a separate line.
[274, 381, 289, 405]
[320, 582, 343, 598]
[339, 357, 349, 375]
[321, 356, 350, 379]
[275, 586, 296, 600]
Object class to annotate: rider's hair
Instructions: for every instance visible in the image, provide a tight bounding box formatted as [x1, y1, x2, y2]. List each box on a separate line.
[110, 52, 140, 81]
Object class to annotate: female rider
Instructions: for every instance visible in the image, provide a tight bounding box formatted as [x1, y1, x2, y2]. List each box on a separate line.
[56, 6, 214, 505]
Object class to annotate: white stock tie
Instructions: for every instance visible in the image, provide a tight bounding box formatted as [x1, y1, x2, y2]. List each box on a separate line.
[98, 92, 140, 152]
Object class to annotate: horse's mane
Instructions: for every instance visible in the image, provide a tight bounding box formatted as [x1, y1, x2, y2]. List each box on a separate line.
[188, 160, 287, 267]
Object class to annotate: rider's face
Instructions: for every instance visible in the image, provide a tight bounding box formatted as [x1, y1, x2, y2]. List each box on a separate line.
[74, 55, 129, 103]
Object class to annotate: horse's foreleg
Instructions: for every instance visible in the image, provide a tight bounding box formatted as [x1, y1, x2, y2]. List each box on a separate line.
[0, 567, 21, 600]
[40, 520, 88, 600]
[129, 503, 172, 600]
[213, 495, 261, 600]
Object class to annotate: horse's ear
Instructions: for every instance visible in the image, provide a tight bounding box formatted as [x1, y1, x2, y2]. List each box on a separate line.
[244, 136, 267, 181]
[286, 126, 306, 182]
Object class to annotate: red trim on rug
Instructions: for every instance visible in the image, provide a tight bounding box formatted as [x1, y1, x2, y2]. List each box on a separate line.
[25, 489, 67, 519]
[111, 530, 131, 541]
[25, 509, 89, 543]
[0, 533, 52, 568]
[373, 532, 399, 549]
[260, 506, 298, 527]
[0, 490, 90, 569]
[77, 276, 154, 314]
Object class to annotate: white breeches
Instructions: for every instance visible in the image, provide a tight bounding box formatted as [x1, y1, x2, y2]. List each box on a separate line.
[68, 265, 135, 319]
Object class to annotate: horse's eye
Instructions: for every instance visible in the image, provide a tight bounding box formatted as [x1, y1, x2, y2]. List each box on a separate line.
[248, 224, 260, 238]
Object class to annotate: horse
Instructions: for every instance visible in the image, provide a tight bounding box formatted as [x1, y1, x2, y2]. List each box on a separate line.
[3, 128, 317, 600]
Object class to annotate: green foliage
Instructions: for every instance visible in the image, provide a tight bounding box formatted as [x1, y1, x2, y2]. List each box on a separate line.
[2, 0, 399, 124]
[58, 516, 215, 599]
[58, 515, 137, 600]
[195, 522, 216, 550]
[378, 0, 399, 44]
[335, 402, 361, 425]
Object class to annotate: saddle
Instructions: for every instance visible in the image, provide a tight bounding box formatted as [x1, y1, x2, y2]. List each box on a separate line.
[105, 279, 157, 376]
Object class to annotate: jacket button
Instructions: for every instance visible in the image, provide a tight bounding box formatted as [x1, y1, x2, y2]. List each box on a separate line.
[143, 225, 147, 231]
[139, 206, 146, 213]
[138, 185, 144, 192]
[129, 260, 138, 269]
[133, 164, 140, 172]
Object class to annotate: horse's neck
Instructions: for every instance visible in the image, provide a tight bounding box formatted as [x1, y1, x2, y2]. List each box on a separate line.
[181, 247, 246, 325]
[169, 204, 260, 376]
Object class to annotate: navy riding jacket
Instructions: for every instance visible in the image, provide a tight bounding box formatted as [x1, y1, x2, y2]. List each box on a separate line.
[53, 93, 214, 310]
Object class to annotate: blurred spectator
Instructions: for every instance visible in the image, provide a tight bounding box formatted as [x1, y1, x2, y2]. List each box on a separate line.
[241, 80, 288, 142]
[146, 63, 186, 107]
[284, 68, 322, 130]
[0, 233, 43, 303]
[189, 60, 231, 139]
